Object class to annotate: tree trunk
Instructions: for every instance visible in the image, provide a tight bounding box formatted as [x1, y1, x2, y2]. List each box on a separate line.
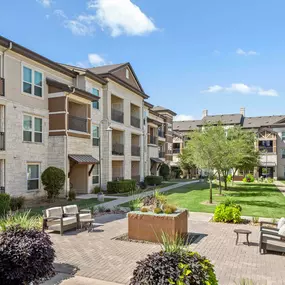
[232, 169, 237, 186]
[209, 179, 213, 204]
[224, 174, 228, 190]
[218, 172, 222, 195]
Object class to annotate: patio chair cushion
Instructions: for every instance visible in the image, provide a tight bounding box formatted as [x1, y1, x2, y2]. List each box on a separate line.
[278, 224, 285, 237]
[80, 213, 92, 220]
[46, 207, 63, 218]
[48, 216, 77, 231]
[63, 205, 79, 215]
[278, 218, 285, 229]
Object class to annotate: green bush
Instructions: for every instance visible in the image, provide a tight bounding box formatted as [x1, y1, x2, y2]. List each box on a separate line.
[68, 189, 76, 201]
[0, 193, 11, 217]
[10, 196, 25, 211]
[92, 186, 101, 194]
[227, 174, 233, 183]
[243, 174, 255, 183]
[144, 176, 163, 186]
[266, 178, 274, 184]
[107, 179, 136, 194]
[159, 164, 170, 180]
[41, 167, 65, 200]
[214, 204, 241, 224]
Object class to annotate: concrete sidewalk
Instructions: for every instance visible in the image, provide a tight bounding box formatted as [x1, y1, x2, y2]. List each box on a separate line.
[60, 276, 123, 285]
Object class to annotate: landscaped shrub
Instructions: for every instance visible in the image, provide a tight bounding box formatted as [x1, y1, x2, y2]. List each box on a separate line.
[107, 179, 136, 194]
[142, 195, 157, 206]
[92, 186, 101, 194]
[139, 181, 147, 190]
[214, 204, 241, 224]
[227, 174, 233, 183]
[128, 197, 142, 211]
[154, 207, 162, 214]
[9, 196, 25, 211]
[41, 166, 65, 200]
[163, 207, 173, 214]
[159, 164, 170, 180]
[140, 207, 148, 212]
[242, 173, 255, 183]
[144, 175, 163, 186]
[68, 189, 76, 201]
[266, 178, 274, 184]
[0, 226, 55, 285]
[0, 193, 11, 217]
[130, 251, 218, 285]
[154, 189, 167, 205]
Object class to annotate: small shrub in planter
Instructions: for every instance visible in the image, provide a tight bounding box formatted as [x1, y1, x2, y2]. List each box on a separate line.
[9, 196, 25, 211]
[159, 163, 170, 180]
[142, 195, 157, 206]
[130, 251, 218, 285]
[0, 193, 11, 216]
[107, 179, 136, 194]
[0, 226, 55, 285]
[153, 207, 162, 214]
[163, 207, 173, 214]
[214, 203, 241, 223]
[144, 176, 163, 186]
[41, 166, 65, 200]
[140, 207, 148, 212]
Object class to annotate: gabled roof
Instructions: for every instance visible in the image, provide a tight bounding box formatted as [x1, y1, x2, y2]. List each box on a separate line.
[88, 63, 126, 75]
[152, 106, 177, 116]
[243, 115, 285, 128]
[173, 120, 202, 132]
[199, 114, 243, 126]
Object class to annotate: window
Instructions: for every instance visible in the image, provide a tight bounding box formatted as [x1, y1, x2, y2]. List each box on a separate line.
[92, 88, 99, 109]
[92, 125, 99, 146]
[282, 132, 285, 141]
[92, 164, 100, 184]
[27, 164, 40, 190]
[23, 115, 43, 143]
[22, 66, 43, 97]
[282, 149, 285, 159]
[126, 69, 129, 79]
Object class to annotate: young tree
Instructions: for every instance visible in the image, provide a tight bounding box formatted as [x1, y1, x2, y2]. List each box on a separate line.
[178, 147, 196, 179]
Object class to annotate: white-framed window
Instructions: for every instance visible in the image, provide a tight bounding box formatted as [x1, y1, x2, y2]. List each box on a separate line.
[126, 69, 129, 79]
[282, 132, 285, 141]
[281, 149, 285, 159]
[27, 164, 40, 190]
[92, 125, 99, 146]
[91, 88, 100, 109]
[92, 164, 100, 184]
[22, 65, 43, 98]
[23, 115, 43, 143]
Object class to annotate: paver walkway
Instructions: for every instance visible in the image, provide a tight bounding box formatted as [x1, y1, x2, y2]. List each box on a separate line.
[275, 181, 285, 197]
[51, 213, 285, 285]
[77, 180, 199, 209]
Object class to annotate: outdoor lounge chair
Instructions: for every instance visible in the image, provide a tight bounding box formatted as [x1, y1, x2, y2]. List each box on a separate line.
[62, 205, 92, 221]
[42, 206, 78, 235]
[259, 228, 285, 254]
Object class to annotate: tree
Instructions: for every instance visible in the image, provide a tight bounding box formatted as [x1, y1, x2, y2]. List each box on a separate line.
[41, 167, 65, 200]
[159, 164, 170, 180]
[178, 147, 196, 179]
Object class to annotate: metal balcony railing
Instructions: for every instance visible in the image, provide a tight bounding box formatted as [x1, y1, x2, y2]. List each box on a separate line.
[131, 116, 140, 128]
[149, 135, 158, 145]
[0, 78, 4, 97]
[259, 146, 274, 153]
[173, 148, 181, 154]
[111, 109, 124, 123]
[159, 151, 165, 158]
[131, 145, 140, 156]
[112, 143, 124, 155]
[69, 115, 87, 133]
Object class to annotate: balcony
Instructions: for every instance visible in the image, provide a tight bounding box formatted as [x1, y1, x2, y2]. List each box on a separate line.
[173, 148, 181, 154]
[158, 129, 165, 138]
[131, 145, 140, 156]
[149, 135, 158, 145]
[0, 78, 4, 96]
[112, 109, 124, 123]
[0, 132, 4, 151]
[259, 146, 274, 153]
[131, 116, 140, 128]
[112, 143, 124, 155]
[68, 115, 87, 133]
[159, 151, 165, 158]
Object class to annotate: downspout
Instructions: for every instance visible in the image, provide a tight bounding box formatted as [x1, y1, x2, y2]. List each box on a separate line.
[65, 87, 76, 198]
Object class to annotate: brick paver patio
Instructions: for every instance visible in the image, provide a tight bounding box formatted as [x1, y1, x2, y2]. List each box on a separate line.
[50, 213, 285, 285]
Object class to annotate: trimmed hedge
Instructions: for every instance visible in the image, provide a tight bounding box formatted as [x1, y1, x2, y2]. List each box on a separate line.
[144, 176, 163, 186]
[107, 179, 136, 194]
[0, 193, 11, 217]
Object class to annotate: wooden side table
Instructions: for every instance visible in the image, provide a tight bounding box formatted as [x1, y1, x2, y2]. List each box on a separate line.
[79, 218, 95, 232]
[234, 229, 252, 246]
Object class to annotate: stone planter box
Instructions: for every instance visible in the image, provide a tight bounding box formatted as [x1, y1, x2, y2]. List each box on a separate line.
[128, 210, 188, 243]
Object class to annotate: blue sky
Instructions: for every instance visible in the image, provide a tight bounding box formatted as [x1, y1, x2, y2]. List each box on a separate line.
[1, 0, 285, 120]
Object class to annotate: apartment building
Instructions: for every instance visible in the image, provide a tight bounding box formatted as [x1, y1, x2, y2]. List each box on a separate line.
[173, 108, 285, 179]
[0, 35, 176, 198]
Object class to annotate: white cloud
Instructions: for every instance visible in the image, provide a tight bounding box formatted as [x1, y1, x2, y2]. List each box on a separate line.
[236, 48, 259, 56]
[202, 83, 278, 97]
[75, 53, 110, 68]
[174, 115, 194, 121]
[37, 0, 53, 8]
[87, 0, 157, 37]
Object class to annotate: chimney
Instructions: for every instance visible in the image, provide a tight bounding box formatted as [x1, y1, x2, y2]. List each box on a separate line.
[202, 109, 208, 118]
[240, 107, 245, 116]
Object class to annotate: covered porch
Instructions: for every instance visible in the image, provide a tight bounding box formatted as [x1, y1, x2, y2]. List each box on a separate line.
[150, 157, 164, 176]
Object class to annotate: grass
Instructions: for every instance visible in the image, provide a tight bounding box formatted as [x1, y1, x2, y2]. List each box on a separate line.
[164, 182, 285, 218]
[26, 198, 114, 216]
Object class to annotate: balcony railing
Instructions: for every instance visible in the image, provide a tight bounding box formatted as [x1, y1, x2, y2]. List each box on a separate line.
[131, 145, 140, 156]
[158, 129, 165, 138]
[149, 135, 158, 145]
[0, 186, 4, 193]
[131, 175, 140, 182]
[69, 115, 87, 133]
[112, 143, 124, 155]
[173, 148, 181, 154]
[111, 109, 124, 123]
[259, 146, 274, 153]
[0, 78, 4, 97]
[131, 115, 140, 128]
[159, 151, 165, 158]
[0, 132, 4, 151]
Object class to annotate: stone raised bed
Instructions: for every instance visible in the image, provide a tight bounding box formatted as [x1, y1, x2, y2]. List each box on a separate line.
[128, 210, 188, 243]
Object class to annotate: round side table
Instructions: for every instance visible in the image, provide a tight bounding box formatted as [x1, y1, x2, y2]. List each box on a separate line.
[234, 229, 252, 246]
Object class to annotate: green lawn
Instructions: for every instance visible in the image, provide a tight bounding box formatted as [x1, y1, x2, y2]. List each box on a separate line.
[26, 198, 114, 216]
[165, 182, 285, 218]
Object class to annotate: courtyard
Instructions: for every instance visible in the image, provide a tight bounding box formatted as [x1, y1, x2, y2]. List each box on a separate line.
[49, 212, 285, 285]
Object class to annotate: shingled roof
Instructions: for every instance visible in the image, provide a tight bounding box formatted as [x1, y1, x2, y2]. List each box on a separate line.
[199, 114, 243, 126]
[243, 115, 285, 128]
[88, 63, 126, 75]
[173, 120, 202, 131]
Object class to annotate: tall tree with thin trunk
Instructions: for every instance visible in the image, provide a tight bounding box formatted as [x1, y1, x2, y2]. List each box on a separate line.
[178, 147, 196, 179]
